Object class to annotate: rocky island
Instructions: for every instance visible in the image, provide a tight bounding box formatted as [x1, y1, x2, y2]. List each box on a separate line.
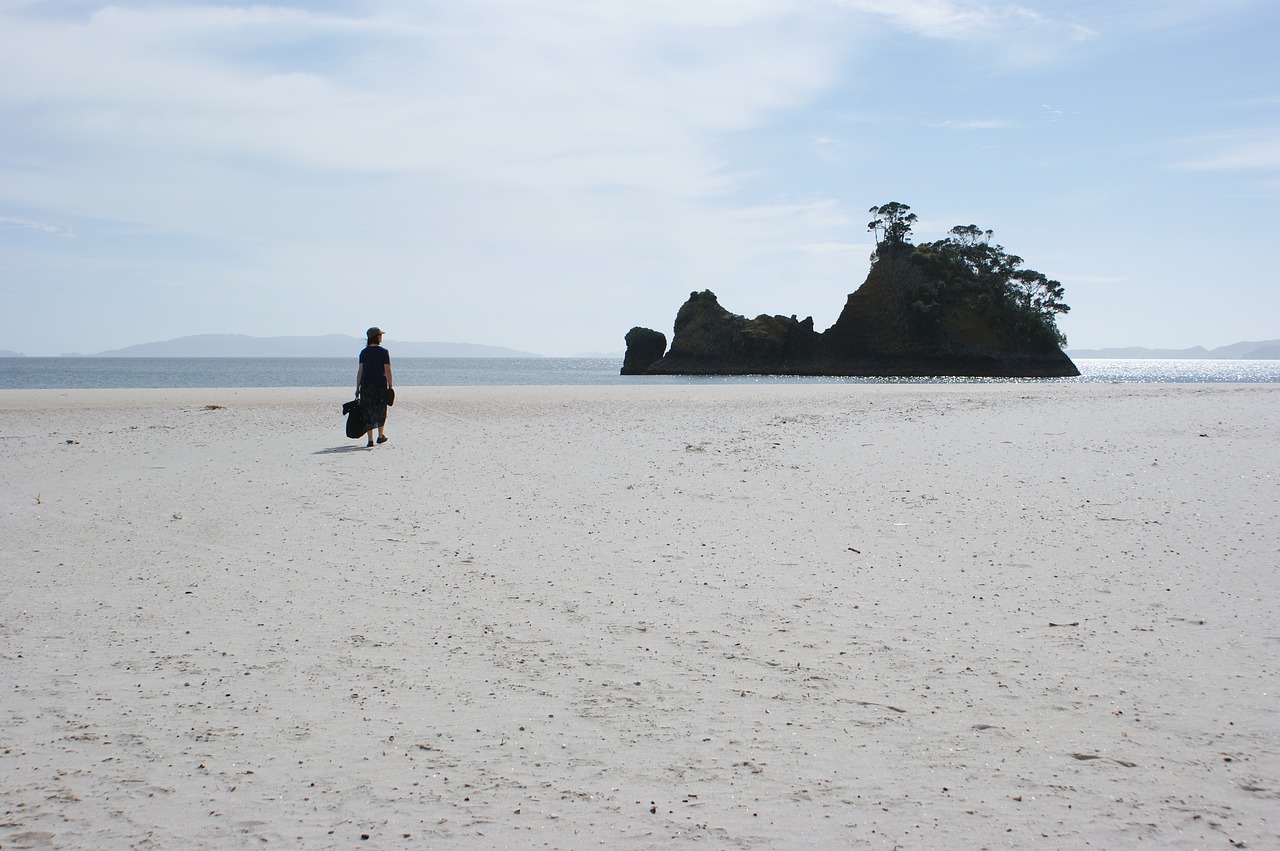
[623, 203, 1080, 378]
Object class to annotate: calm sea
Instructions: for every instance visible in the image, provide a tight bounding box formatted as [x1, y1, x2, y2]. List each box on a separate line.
[2, 357, 1279, 390]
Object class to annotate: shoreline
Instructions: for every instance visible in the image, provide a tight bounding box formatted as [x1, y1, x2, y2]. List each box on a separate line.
[3, 383, 1277, 847]
[3, 357, 1280, 395]
[3, 378, 1278, 404]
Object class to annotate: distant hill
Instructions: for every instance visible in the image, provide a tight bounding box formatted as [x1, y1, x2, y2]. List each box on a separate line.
[0, 350, 26, 358]
[1066, 340, 1280, 359]
[85, 334, 543, 358]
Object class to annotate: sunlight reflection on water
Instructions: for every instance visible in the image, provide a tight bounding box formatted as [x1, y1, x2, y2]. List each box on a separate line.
[1, 357, 1278, 389]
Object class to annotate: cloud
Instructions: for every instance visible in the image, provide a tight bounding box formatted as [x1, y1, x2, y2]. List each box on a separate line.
[0, 216, 72, 236]
[0, 1, 1115, 214]
[1174, 130, 1280, 172]
[4, 0, 1259, 356]
[935, 118, 1013, 129]
[838, 0, 1095, 50]
[0, 4, 841, 246]
[842, 0, 1035, 39]
[0, 2, 840, 176]
[1, 1, 898, 349]
[0, 1, 1103, 184]
[1063, 0, 1263, 34]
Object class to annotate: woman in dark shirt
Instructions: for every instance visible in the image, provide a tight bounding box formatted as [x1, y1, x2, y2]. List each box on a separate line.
[356, 327, 393, 447]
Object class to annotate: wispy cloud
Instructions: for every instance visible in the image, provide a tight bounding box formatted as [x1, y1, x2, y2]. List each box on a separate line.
[0, 1, 1115, 213]
[840, 0, 1095, 56]
[0, 216, 73, 236]
[935, 118, 1013, 129]
[1060, 0, 1264, 35]
[0, 2, 842, 190]
[1175, 130, 1280, 172]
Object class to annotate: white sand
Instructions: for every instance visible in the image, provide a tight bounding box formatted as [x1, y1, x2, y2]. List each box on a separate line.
[1, 383, 1278, 849]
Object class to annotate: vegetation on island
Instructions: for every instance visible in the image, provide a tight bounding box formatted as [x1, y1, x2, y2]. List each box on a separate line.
[867, 201, 1070, 350]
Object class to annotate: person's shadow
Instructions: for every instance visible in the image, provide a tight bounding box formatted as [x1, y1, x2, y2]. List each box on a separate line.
[313, 445, 370, 454]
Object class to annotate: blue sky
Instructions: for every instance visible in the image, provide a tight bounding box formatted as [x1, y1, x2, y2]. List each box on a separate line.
[2, 0, 1276, 356]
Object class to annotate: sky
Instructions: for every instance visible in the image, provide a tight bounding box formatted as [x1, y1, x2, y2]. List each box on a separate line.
[1, 0, 1277, 357]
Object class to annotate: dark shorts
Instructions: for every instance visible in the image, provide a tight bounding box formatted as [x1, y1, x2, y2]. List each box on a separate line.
[359, 384, 388, 430]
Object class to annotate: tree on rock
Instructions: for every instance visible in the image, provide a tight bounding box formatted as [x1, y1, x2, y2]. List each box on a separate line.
[947, 224, 993, 247]
[867, 202, 917, 249]
[910, 221, 1070, 349]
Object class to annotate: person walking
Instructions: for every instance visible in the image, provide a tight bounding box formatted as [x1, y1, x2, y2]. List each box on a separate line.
[356, 327, 393, 447]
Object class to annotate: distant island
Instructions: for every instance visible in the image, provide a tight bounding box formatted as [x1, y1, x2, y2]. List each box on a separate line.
[1066, 341, 1280, 359]
[624, 203, 1079, 378]
[64, 334, 543, 358]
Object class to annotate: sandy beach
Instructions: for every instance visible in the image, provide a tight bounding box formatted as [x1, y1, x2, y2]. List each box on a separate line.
[1, 382, 1277, 849]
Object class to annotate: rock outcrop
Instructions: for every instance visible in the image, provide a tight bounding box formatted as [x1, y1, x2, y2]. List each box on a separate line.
[640, 291, 819, 375]
[620, 327, 668, 375]
[623, 246, 1080, 378]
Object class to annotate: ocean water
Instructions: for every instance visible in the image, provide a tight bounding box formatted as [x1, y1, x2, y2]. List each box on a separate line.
[1, 357, 1278, 390]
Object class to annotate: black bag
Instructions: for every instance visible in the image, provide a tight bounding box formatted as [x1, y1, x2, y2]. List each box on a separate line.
[342, 399, 365, 439]
[385, 387, 395, 407]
